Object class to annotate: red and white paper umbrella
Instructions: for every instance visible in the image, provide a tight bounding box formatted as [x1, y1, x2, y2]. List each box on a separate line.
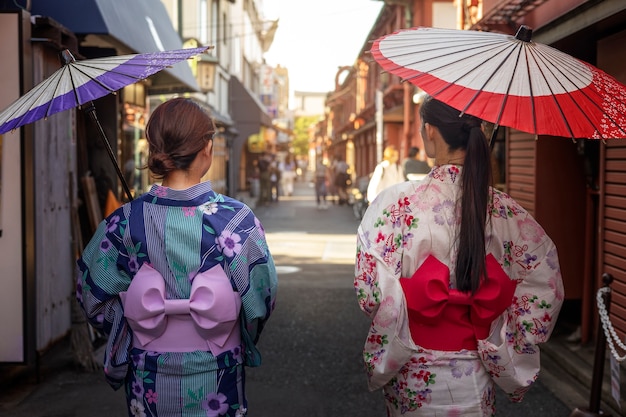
[371, 26, 626, 140]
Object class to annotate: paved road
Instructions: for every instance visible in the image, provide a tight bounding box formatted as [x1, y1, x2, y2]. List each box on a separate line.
[246, 181, 574, 417]
[246, 187, 386, 416]
[0, 179, 576, 416]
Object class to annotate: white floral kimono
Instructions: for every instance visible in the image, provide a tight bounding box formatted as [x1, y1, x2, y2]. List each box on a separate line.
[355, 165, 564, 417]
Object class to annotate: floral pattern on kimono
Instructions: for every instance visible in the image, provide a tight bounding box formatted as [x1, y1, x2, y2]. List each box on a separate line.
[355, 165, 564, 416]
[77, 182, 278, 417]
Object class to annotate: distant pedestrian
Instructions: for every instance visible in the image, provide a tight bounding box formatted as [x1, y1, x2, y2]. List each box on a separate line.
[296, 158, 307, 181]
[332, 154, 351, 205]
[258, 152, 272, 206]
[402, 146, 431, 180]
[280, 155, 296, 197]
[269, 158, 281, 202]
[249, 159, 260, 198]
[76, 97, 278, 417]
[315, 159, 330, 209]
[354, 96, 563, 416]
[366, 145, 404, 203]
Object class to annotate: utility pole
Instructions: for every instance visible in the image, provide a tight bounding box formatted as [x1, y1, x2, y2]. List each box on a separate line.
[177, 0, 183, 38]
[375, 73, 389, 164]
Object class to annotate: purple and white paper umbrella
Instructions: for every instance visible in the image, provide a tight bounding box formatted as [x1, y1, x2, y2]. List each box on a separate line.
[0, 46, 210, 200]
[0, 46, 210, 134]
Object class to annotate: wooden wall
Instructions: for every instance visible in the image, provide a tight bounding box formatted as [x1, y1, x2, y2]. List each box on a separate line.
[507, 130, 587, 301]
[506, 130, 536, 215]
[601, 141, 626, 340]
[32, 44, 75, 351]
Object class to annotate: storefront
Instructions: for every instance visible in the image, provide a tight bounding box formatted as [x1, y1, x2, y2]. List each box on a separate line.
[229, 76, 273, 196]
[31, 0, 201, 200]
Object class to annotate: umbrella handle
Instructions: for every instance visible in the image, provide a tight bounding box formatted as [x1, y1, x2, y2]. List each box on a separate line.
[489, 125, 499, 150]
[83, 102, 134, 202]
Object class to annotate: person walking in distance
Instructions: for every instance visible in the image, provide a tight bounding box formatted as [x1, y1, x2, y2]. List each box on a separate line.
[402, 145, 431, 180]
[280, 154, 297, 197]
[332, 154, 351, 205]
[76, 97, 278, 417]
[257, 152, 272, 206]
[269, 158, 281, 202]
[315, 158, 330, 209]
[366, 145, 405, 203]
[354, 96, 563, 416]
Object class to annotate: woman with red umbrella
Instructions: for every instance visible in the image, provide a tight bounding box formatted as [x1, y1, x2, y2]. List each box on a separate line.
[354, 96, 564, 416]
[76, 98, 278, 417]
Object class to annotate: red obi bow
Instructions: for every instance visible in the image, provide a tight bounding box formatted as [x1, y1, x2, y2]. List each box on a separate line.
[120, 263, 242, 353]
[400, 254, 516, 351]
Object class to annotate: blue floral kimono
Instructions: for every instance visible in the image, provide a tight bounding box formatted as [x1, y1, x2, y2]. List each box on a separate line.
[77, 182, 278, 417]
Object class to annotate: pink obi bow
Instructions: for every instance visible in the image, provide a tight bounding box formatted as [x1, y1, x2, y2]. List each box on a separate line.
[120, 263, 242, 354]
[400, 254, 516, 351]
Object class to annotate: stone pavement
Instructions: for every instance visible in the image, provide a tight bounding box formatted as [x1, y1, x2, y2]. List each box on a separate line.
[0, 176, 622, 416]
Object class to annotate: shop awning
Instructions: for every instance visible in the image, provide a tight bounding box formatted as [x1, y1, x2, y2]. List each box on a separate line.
[227, 76, 272, 195]
[30, 0, 200, 94]
[229, 76, 273, 129]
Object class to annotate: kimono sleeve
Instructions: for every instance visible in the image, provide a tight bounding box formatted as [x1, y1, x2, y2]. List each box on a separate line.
[479, 215, 564, 402]
[354, 187, 408, 318]
[355, 193, 415, 390]
[76, 213, 132, 390]
[235, 214, 278, 366]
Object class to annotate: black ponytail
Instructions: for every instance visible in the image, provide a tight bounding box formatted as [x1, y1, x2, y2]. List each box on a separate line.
[420, 96, 492, 293]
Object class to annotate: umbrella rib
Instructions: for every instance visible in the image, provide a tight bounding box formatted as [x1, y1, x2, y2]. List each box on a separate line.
[400, 42, 515, 103]
[530, 47, 603, 138]
[22, 68, 69, 126]
[577, 89, 626, 138]
[66, 66, 83, 110]
[534, 47, 590, 137]
[433, 44, 521, 118]
[72, 63, 142, 93]
[542, 47, 626, 138]
[525, 47, 538, 136]
[388, 40, 505, 76]
[488, 44, 527, 129]
[0, 81, 46, 128]
[382, 39, 503, 66]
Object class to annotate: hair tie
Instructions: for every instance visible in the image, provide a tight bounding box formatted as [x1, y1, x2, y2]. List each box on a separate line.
[462, 122, 481, 133]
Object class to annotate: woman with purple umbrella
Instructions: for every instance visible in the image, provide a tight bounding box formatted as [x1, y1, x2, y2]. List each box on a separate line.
[76, 98, 278, 417]
[354, 96, 564, 416]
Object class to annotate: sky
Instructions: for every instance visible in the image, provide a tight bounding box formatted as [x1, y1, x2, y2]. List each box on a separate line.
[262, 0, 383, 94]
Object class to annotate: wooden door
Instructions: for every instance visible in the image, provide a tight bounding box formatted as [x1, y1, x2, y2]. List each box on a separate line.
[507, 129, 588, 339]
[599, 141, 626, 342]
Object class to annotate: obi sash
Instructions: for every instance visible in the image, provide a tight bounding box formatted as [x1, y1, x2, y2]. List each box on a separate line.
[400, 254, 516, 351]
[120, 263, 242, 354]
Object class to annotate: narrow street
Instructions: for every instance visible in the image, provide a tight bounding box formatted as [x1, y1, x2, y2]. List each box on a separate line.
[245, 180, 386, 416]
[0, 178, 584, 417]
[245, 179, 574, 417]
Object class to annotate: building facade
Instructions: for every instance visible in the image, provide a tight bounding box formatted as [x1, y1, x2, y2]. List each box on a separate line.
[0, 0, 202, 369]
[0, 0, 294, 372]
[324, 0, 626, 408]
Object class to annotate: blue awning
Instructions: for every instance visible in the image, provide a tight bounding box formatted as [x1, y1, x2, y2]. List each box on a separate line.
[30, 0, 200, 93]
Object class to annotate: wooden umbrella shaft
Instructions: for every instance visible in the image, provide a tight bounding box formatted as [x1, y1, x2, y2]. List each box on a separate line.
[83, 102, 134, 202]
